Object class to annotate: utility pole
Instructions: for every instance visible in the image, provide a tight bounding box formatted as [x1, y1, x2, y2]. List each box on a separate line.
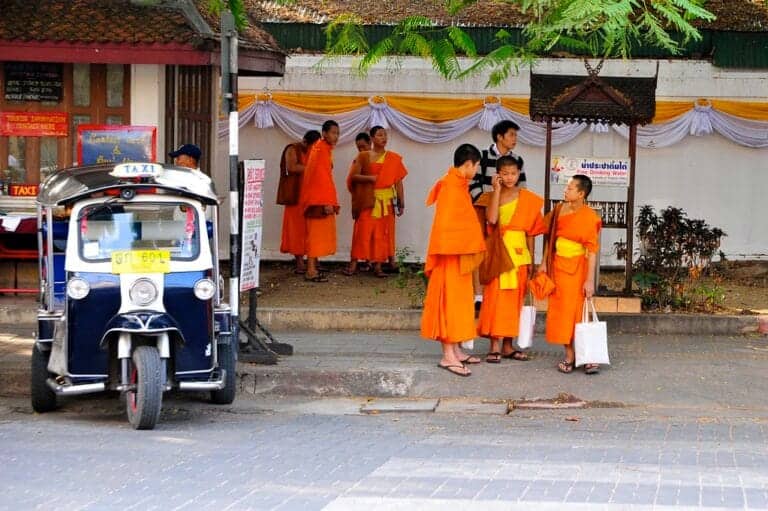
[220, 10, 241, 356]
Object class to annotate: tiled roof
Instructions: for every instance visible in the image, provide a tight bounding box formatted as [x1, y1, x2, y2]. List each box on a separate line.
[0, 0, 282, 51]
[248, 0, 768, 32]
[192, 0, 283, 52]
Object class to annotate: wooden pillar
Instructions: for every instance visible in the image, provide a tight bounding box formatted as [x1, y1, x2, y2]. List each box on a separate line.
[625, 124, 638, 294]
[544, 119, 553, 212]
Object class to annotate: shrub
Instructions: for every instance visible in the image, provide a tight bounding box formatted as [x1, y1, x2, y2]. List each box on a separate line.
[631, 205, 726, 311]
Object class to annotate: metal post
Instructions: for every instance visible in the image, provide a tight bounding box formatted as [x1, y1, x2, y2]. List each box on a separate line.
[221, 11, 241, 353]
[626, 124, 638, 294]
[544, 119, 552, 213]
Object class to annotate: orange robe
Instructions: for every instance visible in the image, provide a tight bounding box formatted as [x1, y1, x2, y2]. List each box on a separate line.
[350, 151, 407, 262]
[420, 168, 486, 343]
[346, 152, 375, 261]
[300, 139, 339, 258]
[280, 145, 308, 257]
[545, 206, 602, 344]
[477, 189, 546, 339]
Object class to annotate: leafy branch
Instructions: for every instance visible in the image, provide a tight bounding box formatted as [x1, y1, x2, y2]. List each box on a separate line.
[323, 0, 716, 87]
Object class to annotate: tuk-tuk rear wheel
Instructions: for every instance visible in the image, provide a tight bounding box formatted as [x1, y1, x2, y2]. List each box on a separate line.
[210, 336, 236, 405]
[31, 344, 57, 413]
[125, 346, 163, 430]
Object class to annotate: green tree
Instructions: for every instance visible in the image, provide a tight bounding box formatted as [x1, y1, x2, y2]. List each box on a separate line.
[207, 0, 248, 31]
[321, 0, 716, 86]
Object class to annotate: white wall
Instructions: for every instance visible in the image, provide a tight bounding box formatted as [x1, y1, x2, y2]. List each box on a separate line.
[217, 56, 768, 263]
[130, 64, 165, 156]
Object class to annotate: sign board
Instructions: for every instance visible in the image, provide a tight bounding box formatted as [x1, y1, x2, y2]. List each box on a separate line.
[550, 156, 630, 187]
[0, 111, 68, 136]
[8, 184, 39, 197]
[77, 125, 157, 166]
[4, 62, 63, 102]
[240, 159, 265, 292]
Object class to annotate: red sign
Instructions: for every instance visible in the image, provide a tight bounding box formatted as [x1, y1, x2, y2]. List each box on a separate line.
[0, 111, 68, 136]
[8, 184, 39, 197]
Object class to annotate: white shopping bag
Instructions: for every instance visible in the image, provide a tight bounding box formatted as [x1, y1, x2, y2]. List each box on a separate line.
[517, 305, 536, 349]
[574, 298, 610, 367]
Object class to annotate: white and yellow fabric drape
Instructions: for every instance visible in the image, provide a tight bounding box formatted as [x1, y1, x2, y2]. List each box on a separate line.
[219, 93, 768, 149]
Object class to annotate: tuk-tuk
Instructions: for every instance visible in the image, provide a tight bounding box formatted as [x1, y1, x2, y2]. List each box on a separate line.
[32, 162, 235, 429]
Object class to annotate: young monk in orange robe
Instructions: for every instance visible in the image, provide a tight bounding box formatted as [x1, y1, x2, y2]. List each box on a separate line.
[345, 127, 408, 277]
[344, 133, 374, 275]
[279, 130, 321, 274]
[477, 156, 546, 363]
[300, 120, 341, 282]
[539, 174, 602, 374]
[421, 144, 486, 377]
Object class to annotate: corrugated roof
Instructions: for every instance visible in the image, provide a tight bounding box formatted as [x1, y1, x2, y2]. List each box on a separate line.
[247, 0, 768, 32]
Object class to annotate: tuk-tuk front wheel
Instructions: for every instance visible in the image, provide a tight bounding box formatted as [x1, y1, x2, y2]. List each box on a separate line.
[210, 336, 236, 405]
[125, 346, 163, 430]
[31, 344, 57, 413]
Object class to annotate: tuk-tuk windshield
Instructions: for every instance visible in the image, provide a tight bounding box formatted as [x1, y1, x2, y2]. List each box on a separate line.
[78, 202, 200, 261]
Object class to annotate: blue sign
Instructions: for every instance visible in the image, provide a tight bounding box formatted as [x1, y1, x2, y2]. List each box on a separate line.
[77, 125, 157, 166]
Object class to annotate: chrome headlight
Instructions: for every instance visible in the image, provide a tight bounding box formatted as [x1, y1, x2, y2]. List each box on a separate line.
[66, 277, 90, 300]
[194, 278, 216, 300]
[129, 278, 158, 307]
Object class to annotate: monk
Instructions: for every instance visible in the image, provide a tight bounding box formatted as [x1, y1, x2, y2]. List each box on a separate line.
[279, 130, 321, 274]
[421, 144, 487, 377]
[346, 126, 408, 277]
[477, 156, 546, 363]
[538, 174, 602, 374]
[343, 132, 374, 275]
[299, 120, 341, 282]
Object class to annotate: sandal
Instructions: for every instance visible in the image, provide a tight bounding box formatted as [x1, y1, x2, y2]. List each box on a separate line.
[304, 274, 329, 283]
[358, 262, 372, 272]
[459, 355, 481, 364]
[485, 352, 501, 364]
[502, 350, 530, 361]
[293, 268, 307, 275]
[341, 268, 357, 276]
[374, 271, 388, 278]
[437, 363, 470, 377]
[584, 364, 600, 375]
[557, 360, 574, 373]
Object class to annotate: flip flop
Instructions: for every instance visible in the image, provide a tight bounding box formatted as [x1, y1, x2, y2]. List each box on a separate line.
[485, 352, 502, 363]
[584, 364, 600, 375]
[341, 268, 357, 276]
[557, 360, 574, 374]
[304, 274, 329, 283]
[374, 271, 388, 278]
[502, 350, 530, 361]
[293, 268, 307, 275]
[437, 363, 470, 377]
[459, 355, 482, 364]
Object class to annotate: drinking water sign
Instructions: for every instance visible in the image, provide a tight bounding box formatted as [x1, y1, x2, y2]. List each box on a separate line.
[550, 156, 630, 187]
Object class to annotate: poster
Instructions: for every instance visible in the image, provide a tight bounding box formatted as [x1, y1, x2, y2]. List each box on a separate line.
[240, 159, 265, 292]
[550, 156, 630, 187]
[77, 125, 157, 166]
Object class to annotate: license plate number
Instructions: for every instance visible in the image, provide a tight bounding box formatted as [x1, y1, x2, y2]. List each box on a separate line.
[111, 250, 170, 274]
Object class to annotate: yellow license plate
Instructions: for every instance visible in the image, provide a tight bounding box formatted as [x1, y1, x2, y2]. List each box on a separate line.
[111, 250, 171, 274]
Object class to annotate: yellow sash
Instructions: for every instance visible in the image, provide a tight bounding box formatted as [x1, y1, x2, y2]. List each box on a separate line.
[497, 199, 532, 290]
[372, 186, 395, 218]
[555, 237, 586, 257]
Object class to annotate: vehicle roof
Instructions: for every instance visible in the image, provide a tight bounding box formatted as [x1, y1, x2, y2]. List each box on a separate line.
[36, 163, 220, 207]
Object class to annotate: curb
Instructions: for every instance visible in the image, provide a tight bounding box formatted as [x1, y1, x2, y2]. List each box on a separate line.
[256, 308, 762, 336]
[1, 304, 763, 336]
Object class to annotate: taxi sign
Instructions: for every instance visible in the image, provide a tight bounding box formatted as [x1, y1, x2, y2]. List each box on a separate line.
[110, 163, 163, 179]
[111, 250, 171, 274]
